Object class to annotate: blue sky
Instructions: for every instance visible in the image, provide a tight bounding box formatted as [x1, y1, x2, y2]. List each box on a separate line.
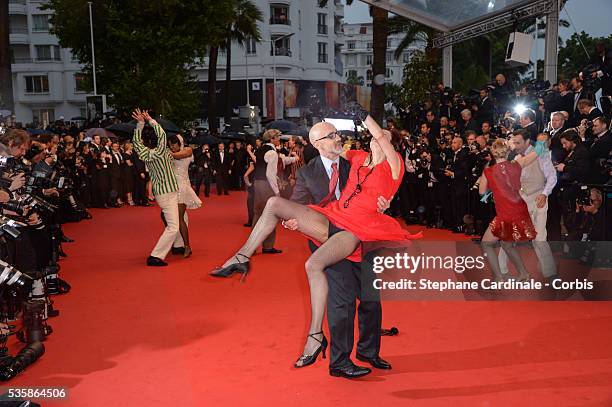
[344, 0, 612, 40]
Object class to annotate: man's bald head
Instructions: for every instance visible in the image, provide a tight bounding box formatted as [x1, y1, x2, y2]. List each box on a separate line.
[309, 121, 343, 159]
[309, 122, 336, 145]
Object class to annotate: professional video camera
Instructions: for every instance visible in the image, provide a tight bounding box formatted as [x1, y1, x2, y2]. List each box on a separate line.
[581, 64, 602, 91]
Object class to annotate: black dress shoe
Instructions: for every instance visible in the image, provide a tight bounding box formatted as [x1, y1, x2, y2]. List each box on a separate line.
[262, 248, 282, 254]
[147, 256, 168, 267]
[171, 246, 185, 255]
[329, 363, 371, 379]
[356, 353, 392, 370]
[61, 235, 74, 243]
[243, 223, 252, 227]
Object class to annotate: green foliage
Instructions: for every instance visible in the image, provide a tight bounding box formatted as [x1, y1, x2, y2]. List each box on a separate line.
[401, 50, 435, 106]
[346, 71, 364, 86]
[45, 0, 236, 125]
[558, 32, 612, 80]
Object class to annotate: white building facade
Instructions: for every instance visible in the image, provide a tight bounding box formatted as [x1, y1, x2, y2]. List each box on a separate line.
[341, 22, 421, 87]
[195, 0, 346, 119]
[8, 0, 87, 126]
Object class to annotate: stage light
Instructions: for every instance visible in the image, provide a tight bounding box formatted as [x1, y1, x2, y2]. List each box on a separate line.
[514, 104, 526, 115]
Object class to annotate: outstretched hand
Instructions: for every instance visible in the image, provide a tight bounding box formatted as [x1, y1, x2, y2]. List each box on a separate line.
[131, 108, 146, 123]
[346, 101, 369, 123]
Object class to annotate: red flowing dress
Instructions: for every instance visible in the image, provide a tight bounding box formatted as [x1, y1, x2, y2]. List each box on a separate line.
[484, 161, 536, 241]
[309, 150, 421, 261]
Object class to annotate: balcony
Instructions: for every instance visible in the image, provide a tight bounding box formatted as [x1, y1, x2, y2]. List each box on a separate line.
[270, 48, 292, 57]
[317, 25, 328, 35]
[8, 0, 27, 15]
[269, 16, 291, 25]
[9, 27, 29, 45]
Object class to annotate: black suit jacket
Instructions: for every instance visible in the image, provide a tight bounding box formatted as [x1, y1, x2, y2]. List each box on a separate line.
[589, 130, 612, 183]
[291, 156, 350, 205]
[477, 97, 495, 125]
[213, 151, 233, 174]
[560, 144, 590, 184]
[523, 122, 539, 143]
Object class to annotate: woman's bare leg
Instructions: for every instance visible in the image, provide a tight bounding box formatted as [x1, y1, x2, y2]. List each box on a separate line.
[296, 231, 360, 366]
[178, 204, 189, 247]
[481, 227, 504, 282]
[222, 197, 329, 267]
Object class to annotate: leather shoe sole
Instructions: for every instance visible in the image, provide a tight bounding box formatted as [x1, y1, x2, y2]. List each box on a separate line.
[147, 256, 168, 267]
[262, 248, 282, 254]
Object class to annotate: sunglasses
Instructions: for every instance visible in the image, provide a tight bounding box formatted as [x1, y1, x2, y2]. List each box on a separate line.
[315, 131, 341, 142]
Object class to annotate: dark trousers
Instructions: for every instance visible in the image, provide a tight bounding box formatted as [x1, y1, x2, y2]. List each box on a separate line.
[253, 180, 276, 249]
[450, 183, 468, 228]
[216, 171, 230, 195]
[133, 174, 148, 205]
[314, 223, 382, 369]
[193, 169, 211, 197]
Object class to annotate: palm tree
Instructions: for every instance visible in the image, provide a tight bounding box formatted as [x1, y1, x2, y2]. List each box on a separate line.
[388, 16, 438, 65]
[223, 0, 262, 124]
[208, 0, 261, 134]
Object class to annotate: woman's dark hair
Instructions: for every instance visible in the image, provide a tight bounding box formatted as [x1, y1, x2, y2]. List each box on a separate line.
[141, 126, 157, 148]
[168, 134, 181, 146]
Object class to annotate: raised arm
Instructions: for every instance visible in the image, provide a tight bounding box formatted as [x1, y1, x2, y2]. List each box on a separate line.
[131, 109, 152, 161]
[171, 146, 193, 160]
[362, 115, 401, 179]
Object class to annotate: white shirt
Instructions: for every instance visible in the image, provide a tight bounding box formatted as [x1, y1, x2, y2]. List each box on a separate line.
[219, 151, 225, 163]
[262, 143, 298, 195]
[320, 155, 341, 199]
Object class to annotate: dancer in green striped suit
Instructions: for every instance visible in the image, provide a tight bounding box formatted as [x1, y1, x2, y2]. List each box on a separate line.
[132, 108, 179, 266]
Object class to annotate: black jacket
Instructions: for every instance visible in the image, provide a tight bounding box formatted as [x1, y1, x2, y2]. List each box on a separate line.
[291, 156, 350, 205]
[560, 144, 590, 184]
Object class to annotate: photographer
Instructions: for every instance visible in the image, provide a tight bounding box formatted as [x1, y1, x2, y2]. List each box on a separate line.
[588, 116, 611, 184]
[415, 149, 444, 227]
[193, 144, 213, 198]
[442, 137, 470, 233]
[492, 73, 513, 113]
[555, 130, 590, 235]
[564, 188, 606, 264]
[576, 99, 604, 143]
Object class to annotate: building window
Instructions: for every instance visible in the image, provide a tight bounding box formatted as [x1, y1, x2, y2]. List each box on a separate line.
[246, 37, 257, 55]
[35, 45, 52, 61]
[317, 13, 327, 35]
[35, 45, 61, 61]
[271, 35, 291, 57]
[298, 10, 301, 30]
[366, 54, 373, 65]
[32, 15, 50, 32]
[387, 39, 393, 48]
[32, 109, 55, 126]
[74, 73, 86, 92]
[318, 42, 328, 63]
[346, 54, 356, 66]
[270, 4, 290, 25]
[367, 42, 373, 50]
[299, 40, 302, 60]
[366, 70, 373, 81]
[360, 26, 368, 34]
[386, 52, 394, 63]
[71, 50, 79, 63]
[403, 52, 410, 63]
[347, 41, 355, 50]
[25, 75, 49, 93]
[385, 68, 393, 78]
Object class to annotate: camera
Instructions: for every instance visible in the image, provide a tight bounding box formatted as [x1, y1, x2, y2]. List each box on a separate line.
[576, 185, 592, 206]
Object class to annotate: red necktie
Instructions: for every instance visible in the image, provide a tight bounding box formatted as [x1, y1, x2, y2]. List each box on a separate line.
[319, 162, 339, 207]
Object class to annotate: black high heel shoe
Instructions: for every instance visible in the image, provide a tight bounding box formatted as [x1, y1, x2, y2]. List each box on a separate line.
[210, 253, 250, 282]
[294, 331, 328, 368]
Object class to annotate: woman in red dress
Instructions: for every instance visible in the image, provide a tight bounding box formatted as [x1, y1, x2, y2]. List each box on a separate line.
[478, 139, 541, 282]
[211, 108, 420, 366]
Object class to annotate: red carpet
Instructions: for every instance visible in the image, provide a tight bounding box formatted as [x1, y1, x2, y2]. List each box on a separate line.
[8, 192, 612, 406]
